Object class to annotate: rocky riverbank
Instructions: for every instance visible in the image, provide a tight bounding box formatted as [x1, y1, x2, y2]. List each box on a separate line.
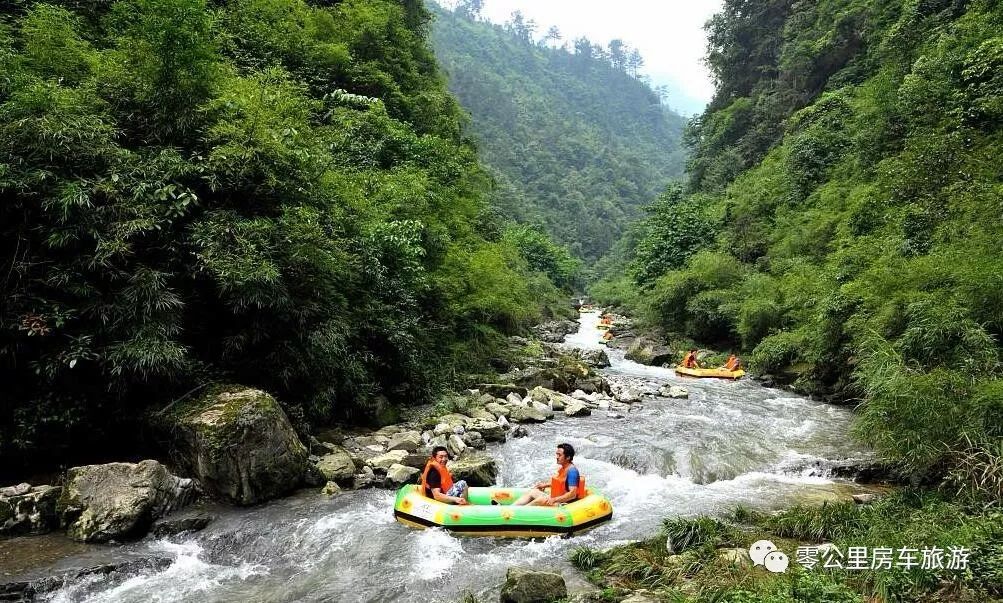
[0, 325, 661, 595]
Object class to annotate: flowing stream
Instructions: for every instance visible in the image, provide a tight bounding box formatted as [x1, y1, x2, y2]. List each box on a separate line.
[26, 313, 874, 602]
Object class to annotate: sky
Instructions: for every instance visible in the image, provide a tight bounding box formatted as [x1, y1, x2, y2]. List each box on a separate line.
[462, 0, 725, 116]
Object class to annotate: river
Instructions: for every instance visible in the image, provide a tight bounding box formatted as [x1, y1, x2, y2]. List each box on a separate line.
[27, 313, 875, 602]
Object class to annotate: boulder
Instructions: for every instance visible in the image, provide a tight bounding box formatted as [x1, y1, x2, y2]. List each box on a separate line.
[57, 461, 198, 543]
[433, 423, 452, 436]
[509, 406, 548, 423]
[469, 408, 498, 422]
[530, 401, 555, 418]
[462, 431, 487, 450]
[485, 402, 511, 418]
[477, 393, 497, 406]
[352, 467, 376, 490]
[387, 431, 423, 453]
[667, 386, 689, 399]
[446, 434, 467, 458]
[448, 453, 498, 487]
[468, 419, 505, 442]
[578, 348, 611, 369]
[625, 338, 674, 366]
[564, 401, 591, 417]
[506, 392, 526, 407]
[575, 376, 611, 395]
[510, 367, 573, 394]
[151, 510, 212, 538]
[497, 415, 510, 429]
[528, 387, 550, 404]
[384, 464, 421, 488]
[500, 567, 567, 603]
[163, 387, 309, 505]
[852, 493, 879, 504]
[717, 548, 752, 567]
[531, 319, 579, 343]
[321, 481, 342, 496]
[0, 484, 61, 537]
[476, 384, 529, 399]
[315, 446, 356, 482]
[439, 413, 473, 429]
[369, 450, 409, 473]
[614, 388, 642, 403]
[511, 426, 529, 438]
[0, 483, 31, 497]
[571, 390, 590, 401]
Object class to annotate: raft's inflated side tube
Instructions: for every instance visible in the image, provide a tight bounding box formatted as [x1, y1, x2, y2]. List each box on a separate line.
[674, 366, 746, 380]
[393, 486, 613, 538]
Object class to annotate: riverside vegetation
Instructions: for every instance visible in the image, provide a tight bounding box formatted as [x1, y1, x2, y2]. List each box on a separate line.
[0, 0, 580, 479]
[430, 1, 687, 262]
[586, 0, 1003, 600]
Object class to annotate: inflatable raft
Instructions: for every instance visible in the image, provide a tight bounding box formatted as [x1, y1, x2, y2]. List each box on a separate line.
[393, 485, 613, 537]
[675, 366, 745, 379]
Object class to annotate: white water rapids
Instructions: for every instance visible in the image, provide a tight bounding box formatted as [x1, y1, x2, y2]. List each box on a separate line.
[31, 313, 875, 602]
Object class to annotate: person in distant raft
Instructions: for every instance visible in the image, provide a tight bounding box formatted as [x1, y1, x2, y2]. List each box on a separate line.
[421, 446, 469, 505]
[723, 354, 742, 371]
[512, 443, 586, 507]
[682, 349, 700, 368]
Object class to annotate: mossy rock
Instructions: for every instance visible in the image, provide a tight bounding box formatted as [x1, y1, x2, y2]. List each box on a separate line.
[165, 386, 309, 505]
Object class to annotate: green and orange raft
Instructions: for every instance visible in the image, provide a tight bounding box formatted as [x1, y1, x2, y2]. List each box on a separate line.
[393, 485, 613, 538]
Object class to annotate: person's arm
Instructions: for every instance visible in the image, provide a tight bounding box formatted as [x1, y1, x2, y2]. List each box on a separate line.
[549, 490, 578, 504]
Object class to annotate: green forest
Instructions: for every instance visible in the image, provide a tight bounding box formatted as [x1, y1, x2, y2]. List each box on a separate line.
[430, 2, 687, 261]
[0, 0, 577, 475]
[593, 0, 1003, 497]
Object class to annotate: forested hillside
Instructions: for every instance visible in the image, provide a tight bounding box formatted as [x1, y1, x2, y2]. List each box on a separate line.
[0, 0, 571, 474]
[595, 0, 1003, 492]
[430, 3, 687, 260]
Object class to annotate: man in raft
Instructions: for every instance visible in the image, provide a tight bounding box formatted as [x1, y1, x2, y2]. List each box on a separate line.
[421, 446, 469, 505]
[682, 349, 701, 368]
[512, 443, 585, 507]
[722, 354, 741, 371]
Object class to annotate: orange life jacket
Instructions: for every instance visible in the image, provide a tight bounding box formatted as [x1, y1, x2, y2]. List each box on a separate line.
[725, 356, 740, 371]
[550, 464, 586, 500]
[683, 352, 697, 368]
[421, 461, 453, 499]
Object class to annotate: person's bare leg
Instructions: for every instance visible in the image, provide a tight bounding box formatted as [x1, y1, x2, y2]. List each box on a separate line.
[528, 495, 552, 507]
[512, 488, 546, 506]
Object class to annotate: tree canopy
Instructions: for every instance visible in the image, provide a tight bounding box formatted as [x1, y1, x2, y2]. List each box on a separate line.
[430, 3, 687, 261]
[0, 0, 571, 475]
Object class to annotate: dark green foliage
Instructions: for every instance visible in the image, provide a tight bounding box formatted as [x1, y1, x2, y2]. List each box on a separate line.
[502, 224, 582, 290]
[662, 516, 737, 553]
[430, 5, 686, 261]
[0, 0, 567, 476]
[587, 492, 1001, 601]
[629, 186, 718, 289]
[592, 0, 1003, 489]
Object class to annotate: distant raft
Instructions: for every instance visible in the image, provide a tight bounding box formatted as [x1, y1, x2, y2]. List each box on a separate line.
[675, 366, 745, 380]
[393, 485, 613, 538]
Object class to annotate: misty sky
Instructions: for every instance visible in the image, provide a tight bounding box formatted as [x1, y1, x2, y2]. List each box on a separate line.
[464, 0, 724, 116]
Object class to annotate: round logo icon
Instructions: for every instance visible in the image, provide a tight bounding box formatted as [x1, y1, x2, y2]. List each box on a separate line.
[764, 551, 790, 573]
[749, 540, 777, 566]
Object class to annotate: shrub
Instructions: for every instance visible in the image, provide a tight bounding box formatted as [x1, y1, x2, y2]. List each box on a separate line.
[749, 330, 808, 374]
